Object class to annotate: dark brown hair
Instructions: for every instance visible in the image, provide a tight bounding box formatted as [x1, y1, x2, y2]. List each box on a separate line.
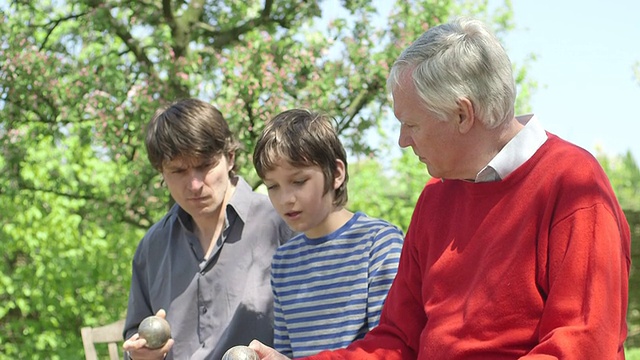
[145, 98, 240, 174]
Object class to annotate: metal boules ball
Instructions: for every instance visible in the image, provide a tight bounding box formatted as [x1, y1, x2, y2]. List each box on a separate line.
[138, 315, 171, 349]
[221, 345, 260, 360]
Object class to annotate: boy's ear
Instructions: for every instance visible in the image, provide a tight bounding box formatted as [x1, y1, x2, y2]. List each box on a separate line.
[334, 159, 347, 189]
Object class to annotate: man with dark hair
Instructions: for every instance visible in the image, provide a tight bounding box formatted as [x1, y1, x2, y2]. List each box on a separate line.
[122, 98, 294, 360]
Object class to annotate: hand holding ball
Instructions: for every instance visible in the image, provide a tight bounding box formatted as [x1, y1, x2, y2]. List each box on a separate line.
[138, 315, 171, 349]
[222, 345, 260, 360]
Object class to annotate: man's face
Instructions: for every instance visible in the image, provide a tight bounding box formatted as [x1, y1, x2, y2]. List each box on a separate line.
[161, 154, 233, 221]
[392, 76, 463, 179]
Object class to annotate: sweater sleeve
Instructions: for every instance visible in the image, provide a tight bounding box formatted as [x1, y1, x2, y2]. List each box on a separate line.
[522, 204, 629, 359]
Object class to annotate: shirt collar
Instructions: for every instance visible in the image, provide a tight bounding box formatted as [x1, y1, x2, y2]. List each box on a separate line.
[169, 175, 254, 230]
[475, 114, 547, 182]
[225, 176, 254, 224]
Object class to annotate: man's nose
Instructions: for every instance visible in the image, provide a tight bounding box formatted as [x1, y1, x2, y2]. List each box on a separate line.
[188, 171, 205, 190]
[398, 128, 412, 148]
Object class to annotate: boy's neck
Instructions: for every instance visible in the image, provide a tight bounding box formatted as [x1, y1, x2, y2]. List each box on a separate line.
[305, 208, 354, 239]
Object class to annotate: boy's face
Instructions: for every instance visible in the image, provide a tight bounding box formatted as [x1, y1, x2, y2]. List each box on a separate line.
[262, 160, 344, 238]
[161, 154, 234, 222]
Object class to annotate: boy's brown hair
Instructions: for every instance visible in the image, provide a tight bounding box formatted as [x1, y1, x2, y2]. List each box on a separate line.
[253, 109, 349, 207]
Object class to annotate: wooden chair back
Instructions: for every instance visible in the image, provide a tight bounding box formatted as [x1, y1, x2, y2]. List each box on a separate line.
[80, 318, 126, 360]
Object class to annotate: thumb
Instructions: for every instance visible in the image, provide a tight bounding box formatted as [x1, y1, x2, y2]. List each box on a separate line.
[248, 339, 264, 351]
[248, 339, 270, 357]
[155, 309, 167, 318]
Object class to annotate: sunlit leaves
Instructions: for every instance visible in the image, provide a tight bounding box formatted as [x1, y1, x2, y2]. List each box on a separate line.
[348, 149, 429, 232]
[597, 150, 640, 212]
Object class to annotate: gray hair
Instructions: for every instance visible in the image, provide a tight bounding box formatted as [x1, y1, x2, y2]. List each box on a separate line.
[387, 17, 516, 129]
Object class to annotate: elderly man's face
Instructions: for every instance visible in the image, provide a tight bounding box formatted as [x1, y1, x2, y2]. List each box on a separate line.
[392, 76, 465, 180]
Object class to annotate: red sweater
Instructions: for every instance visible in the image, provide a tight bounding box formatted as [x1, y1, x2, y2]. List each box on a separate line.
[304, 134, 631, 359]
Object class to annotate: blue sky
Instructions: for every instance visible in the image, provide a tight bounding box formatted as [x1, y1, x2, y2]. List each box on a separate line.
[500, 0, 640, 161]
[324, 0, 640, 162]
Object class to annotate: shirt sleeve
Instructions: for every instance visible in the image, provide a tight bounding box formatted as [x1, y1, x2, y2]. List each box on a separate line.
[366, 225, 404, 329]
[272, 277, 294, 358]
[123, 241, 153, 340]
[302, 222, 423, 360]
[522, 204, 629, 359]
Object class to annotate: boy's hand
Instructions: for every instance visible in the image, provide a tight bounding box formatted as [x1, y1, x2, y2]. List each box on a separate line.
[248, 340, 290, 360]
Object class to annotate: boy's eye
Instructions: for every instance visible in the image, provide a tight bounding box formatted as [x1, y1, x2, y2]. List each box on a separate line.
[293, 179, 307, 185]
[265, 184, 278, 190]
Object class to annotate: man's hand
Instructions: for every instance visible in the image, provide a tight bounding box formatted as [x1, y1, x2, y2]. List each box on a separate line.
[248, 340, 290, 360]
[123, 309, 174, 360]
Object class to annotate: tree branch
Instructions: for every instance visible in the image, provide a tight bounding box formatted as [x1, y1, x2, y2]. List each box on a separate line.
[337, 79, 381, 133]
[15, 184, 154, 230]
[34, 12, 91, 50]
[196, 0, 296, 49]
[87, 1, 156, 76]
[162, 0, 174, 28]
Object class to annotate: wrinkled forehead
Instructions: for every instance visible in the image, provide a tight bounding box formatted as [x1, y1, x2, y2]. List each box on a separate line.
[391, 74, 421, 119]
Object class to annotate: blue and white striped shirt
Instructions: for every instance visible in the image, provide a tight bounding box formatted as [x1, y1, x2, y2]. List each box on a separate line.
[271, 212, 404, 358]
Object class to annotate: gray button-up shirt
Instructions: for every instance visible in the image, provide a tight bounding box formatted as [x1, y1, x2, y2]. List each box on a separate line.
[124, 177, 293, 359]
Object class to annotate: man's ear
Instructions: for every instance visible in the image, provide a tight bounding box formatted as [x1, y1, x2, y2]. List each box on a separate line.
[456, 98, 475, 134]
[227, 151, 236, 171]
[333, 159, 347, 189]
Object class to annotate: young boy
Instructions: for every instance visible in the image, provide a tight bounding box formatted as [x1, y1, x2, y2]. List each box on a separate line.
[252, 108, 404, 358]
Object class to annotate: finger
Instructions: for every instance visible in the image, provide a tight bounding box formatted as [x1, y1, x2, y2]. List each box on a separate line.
[122, 335, 147, 351]
[248, 339, 264, 353]
[155, 309, 167, 318]
[159, 338, 174, 353]
[248, 339, 282, 359]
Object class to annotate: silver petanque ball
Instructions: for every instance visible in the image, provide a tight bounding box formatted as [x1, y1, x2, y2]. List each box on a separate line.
[221, 345, 260, 360]
[138, 315, 171, 349]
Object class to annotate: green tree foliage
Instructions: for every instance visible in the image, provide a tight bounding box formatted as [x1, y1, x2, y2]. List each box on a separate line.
[347, 149, 427, 232]
[597, 150, 640, 347]
[0, 0, 521, 357]
[598, 151, 640, 212]
[348, 150, 429, 232]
